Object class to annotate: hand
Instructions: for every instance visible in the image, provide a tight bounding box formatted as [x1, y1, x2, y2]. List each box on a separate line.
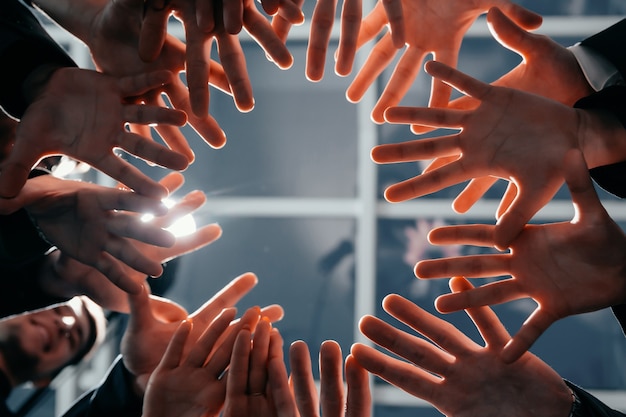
[121, 272, 283, 390]
[0, 68, 188, 199]
[140, 0, 299, 118]
[0, 174, 176, 292]
[222, 319, 297, 417]
[289, 340, 371, 417]
[416, 150, 626, 363]
[70, 0, 232, 152]
[305, 0, 404, 81]
[37, 174, 223, 310]
[374, 60, 588, 248]
[351, 277, 574, 417]
[346, 0, 542, 123]
[142, 306, 263, 417]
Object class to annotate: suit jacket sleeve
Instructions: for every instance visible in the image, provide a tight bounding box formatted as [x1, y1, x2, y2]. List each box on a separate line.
[0, 0, 77, 118]
[61, 355, 143, 417]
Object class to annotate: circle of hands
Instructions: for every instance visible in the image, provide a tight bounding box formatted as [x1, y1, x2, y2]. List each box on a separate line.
[5, 0, 626, 415]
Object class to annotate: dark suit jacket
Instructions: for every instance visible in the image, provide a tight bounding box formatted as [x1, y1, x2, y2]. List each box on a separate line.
[0, 0, 76, 118]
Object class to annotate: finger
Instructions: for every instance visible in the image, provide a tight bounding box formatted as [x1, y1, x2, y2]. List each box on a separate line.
[346, 33, 396, 103]
[228, 327, 253, 395]
[435, 278, 524, 313]
[381, 294, 476, 358]
[271, 0, 305, 43]
[423, 60, 492, 102]
[371, 47, 426, 123]
[139, 7, 171, 62]
[494, 184, 556, 249]
[306, 0, 337, 82]
[104, 236, 165, 277]
[209, 60, 232, 94]
[182, 18, 212, 117]
[189, 272, 259, 325]
[152, 98, 195, 163]
[260, 304, 285, 323]
[319, 340, 344, 417]
[108, 212, 176, 247]
[152, 190, 207, 229]
[344, 354, 371, 417]
[448, 277, 510, 348]
[95, 187, 168, 216]
[495, 181, 517, 219]
[415, 254, 509, 279]
[493, 3, 542, 30]
[334, 0, 361, 77]
[244, 11, 294, 70]
[196, 0, 216, 32]
[382, 0, 403, 48]
[118, 70, 176, 97]
[119, 130, 189, 171]
[427, 224, 496, 247]
[289, 340, 320, 417]
[355, 1, 386, 49]
[563, 149, 603, 222]
[223, 0, 244, 34]
[261, 0, 280, 15]
[428, 49, 458, 109]
[453, 176, 499, 214]
[383, 105, 468, 129]
[159, 320, 193, 369]
[383, 161, 472, 203]
[156, 223, 223, 263]
[158, 171, 185, 195]
[275, 0, 305, 25]
[214, 34, 254, 112]
[164, 79, 227, 149]
[268, 329, 298, 417]
[94, 154, 168, 199]
[127, 284, 156, 331]
[248, 318, 272, 394]
[370, 135, 461, 164]
[350, 342, 442, 400]
[186, 307, 238, 367]
[501, 307, 554, 363]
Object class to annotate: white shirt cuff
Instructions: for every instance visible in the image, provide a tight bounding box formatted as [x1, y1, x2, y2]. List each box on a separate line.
[568, 43, 624, 91]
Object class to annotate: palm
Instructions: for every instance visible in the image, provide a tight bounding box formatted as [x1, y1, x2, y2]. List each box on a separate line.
[348, 0, 541, 122]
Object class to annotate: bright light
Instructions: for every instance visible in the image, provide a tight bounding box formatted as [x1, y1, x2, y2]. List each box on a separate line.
[141, 198, 197, 237]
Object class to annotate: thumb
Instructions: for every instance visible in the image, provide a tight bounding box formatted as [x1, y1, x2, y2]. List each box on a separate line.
[486, 7, 538, 59]
[501, 308, 554, 363]
[127, 284, 156, 332]
[562, 149, 602, 222]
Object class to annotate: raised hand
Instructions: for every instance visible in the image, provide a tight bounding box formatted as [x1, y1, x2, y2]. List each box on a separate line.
[222, 319, 297, 417]
[351, 277, 574, 417]
[121, 272, 284, 390]
[346, 0, 542, 123]
[142, 306, 262, 417]
[37, 175, 223, 310]
[289, 340, 371, 417]
[139, 0, 300, 118]
[416, 150, 626, 363]
[0, 68, 188, 199]
[305, 0, 404, 82]
[374, 60, 591, 248]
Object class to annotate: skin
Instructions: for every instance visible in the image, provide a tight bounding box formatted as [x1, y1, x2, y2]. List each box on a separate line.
[415, 150, 626, 362]
[351, 277, 574, 417]
[345, 1, 542, 123]
[373, 60, 626, 248]
[0, 300, 93, 387]
[0, 68, 188, 199]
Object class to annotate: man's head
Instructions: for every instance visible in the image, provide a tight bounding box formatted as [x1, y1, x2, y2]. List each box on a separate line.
[0, 296, 106, 388]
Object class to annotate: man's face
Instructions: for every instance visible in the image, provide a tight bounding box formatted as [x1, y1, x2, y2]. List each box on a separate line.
[0, 298, 93, 383]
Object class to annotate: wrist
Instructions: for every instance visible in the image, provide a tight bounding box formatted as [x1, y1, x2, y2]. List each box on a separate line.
[576, 107, 626, 168]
